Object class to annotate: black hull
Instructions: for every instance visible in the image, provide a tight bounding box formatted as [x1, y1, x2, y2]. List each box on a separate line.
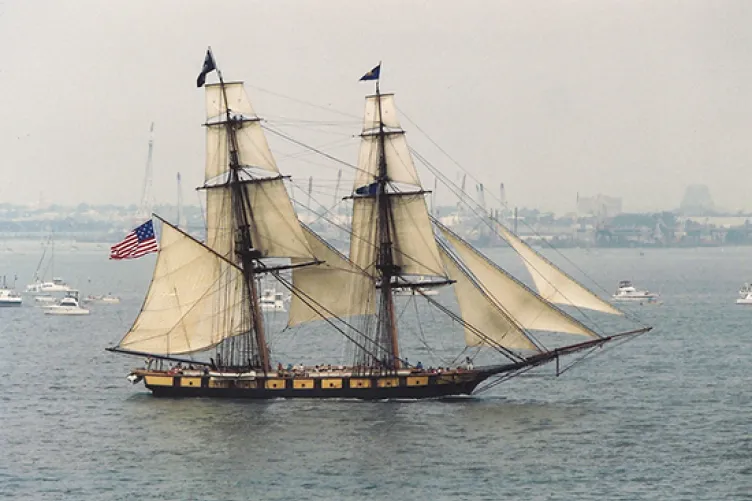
[140, 371, 489, 400]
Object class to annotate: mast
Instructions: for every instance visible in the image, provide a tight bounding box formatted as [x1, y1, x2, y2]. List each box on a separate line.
[373, 78, 401, 369]
[176, 172, 185, 229]
[137, 123, 155, 222]
[213, 51, 270, 372]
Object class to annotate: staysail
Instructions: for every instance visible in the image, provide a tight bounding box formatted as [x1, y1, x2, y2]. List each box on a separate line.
[288, 225, 375, 327]
[494, 222, 622, 315]
[117, 221, 247, 355]
[439, 245, 540, 351]
[438, 225, 599, 338]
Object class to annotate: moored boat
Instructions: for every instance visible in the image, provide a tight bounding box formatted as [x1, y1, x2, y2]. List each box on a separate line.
[736, 283, 752, 305]
[0, 289, 22, 307]
[83, 294, 121, 305]
[612, 280, 659, 303]
[0, 275, 22, 307]
[44, 290, 90, 316]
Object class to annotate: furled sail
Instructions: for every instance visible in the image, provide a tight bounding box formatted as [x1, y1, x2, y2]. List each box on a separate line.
[117, 222, 247, 355]
[205, 178, 314, 260]
[354, 95, 421, 188]
[438, 226, 599, 338]
[205, 82, 279, 182]
[288, 225, 375, 327]
[439, 245, 541, 352]
[350, 193, 445, 277]
[494, 223, 622, 315]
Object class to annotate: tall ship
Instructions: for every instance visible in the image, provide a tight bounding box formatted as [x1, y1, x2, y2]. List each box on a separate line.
[108, 52, 650, 399]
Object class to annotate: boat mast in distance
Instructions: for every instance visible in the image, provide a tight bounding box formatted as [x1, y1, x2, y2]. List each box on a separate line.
[137, 122, 155, 222]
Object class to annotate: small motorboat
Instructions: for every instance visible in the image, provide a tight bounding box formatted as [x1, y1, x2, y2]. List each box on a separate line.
[736, 283, 752, 305]
[44, 290, 90, 316]
[612, 280, 659, 303]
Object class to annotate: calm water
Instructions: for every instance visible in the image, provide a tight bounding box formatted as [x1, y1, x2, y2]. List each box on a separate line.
[0, 243, 750, 500]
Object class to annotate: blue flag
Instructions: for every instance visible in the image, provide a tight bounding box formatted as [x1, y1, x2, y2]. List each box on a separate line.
[359, 64, 381, 81]
[355, 182, 379, 196]
[197, 49, 216, 87]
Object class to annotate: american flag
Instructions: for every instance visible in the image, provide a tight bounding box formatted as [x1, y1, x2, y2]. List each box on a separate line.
[110, 220, 159, 260]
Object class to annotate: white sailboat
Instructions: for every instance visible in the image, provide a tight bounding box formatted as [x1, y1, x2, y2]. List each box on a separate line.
[26, 235, 72, 294]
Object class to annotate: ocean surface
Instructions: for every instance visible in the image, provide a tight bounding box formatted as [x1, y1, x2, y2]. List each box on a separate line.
[0, 242, 750, 500]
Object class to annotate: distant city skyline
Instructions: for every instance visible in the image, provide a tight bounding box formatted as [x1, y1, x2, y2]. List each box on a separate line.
[1, 1, 751, 214]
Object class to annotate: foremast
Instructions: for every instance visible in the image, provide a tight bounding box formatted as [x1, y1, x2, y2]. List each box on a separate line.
[208, 58, 269, 371]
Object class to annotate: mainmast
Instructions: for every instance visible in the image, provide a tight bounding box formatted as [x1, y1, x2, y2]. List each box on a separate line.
[209, 50, 270, 372]
[373, 73, 400, 368]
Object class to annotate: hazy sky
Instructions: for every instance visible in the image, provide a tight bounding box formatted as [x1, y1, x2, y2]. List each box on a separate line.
[1, 1, 750, 214]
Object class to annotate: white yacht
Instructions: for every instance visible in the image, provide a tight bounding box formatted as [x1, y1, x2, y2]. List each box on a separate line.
[26, 277, 72, 294]
[260, 289, 286, 312]
[612, 280, 659, 303]
[0, 288, 22, 307]
[44, 290, 90, 316]
[736, 283, 752, 305]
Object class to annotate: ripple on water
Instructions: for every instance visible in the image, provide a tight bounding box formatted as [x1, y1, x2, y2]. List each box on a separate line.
[0, 248, 750, 500]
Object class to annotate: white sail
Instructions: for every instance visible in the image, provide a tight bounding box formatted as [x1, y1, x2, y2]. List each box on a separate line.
[205, 82, 255, 120]
[495, 223, 622, 316]
[205, 188, 234, 259]
[288, 225, 375, 327]
[354, 93, 421, 188]
[118, 223, 247, 355]
[363, 94, 401, 131]
[350, 194, 445, 277]
[354, 134, 421, 188]
[205, 120, 279, 182]
[439, 246, 540, 352]
[439, 227, 599, 338]
[205, 179, 314, 260]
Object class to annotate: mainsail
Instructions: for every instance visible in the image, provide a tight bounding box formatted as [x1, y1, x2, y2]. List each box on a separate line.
[117, 221, 247, 355]
[494, 222, 622, 315]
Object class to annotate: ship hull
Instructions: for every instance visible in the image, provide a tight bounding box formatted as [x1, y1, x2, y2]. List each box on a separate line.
[136, 370, 488, 400]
